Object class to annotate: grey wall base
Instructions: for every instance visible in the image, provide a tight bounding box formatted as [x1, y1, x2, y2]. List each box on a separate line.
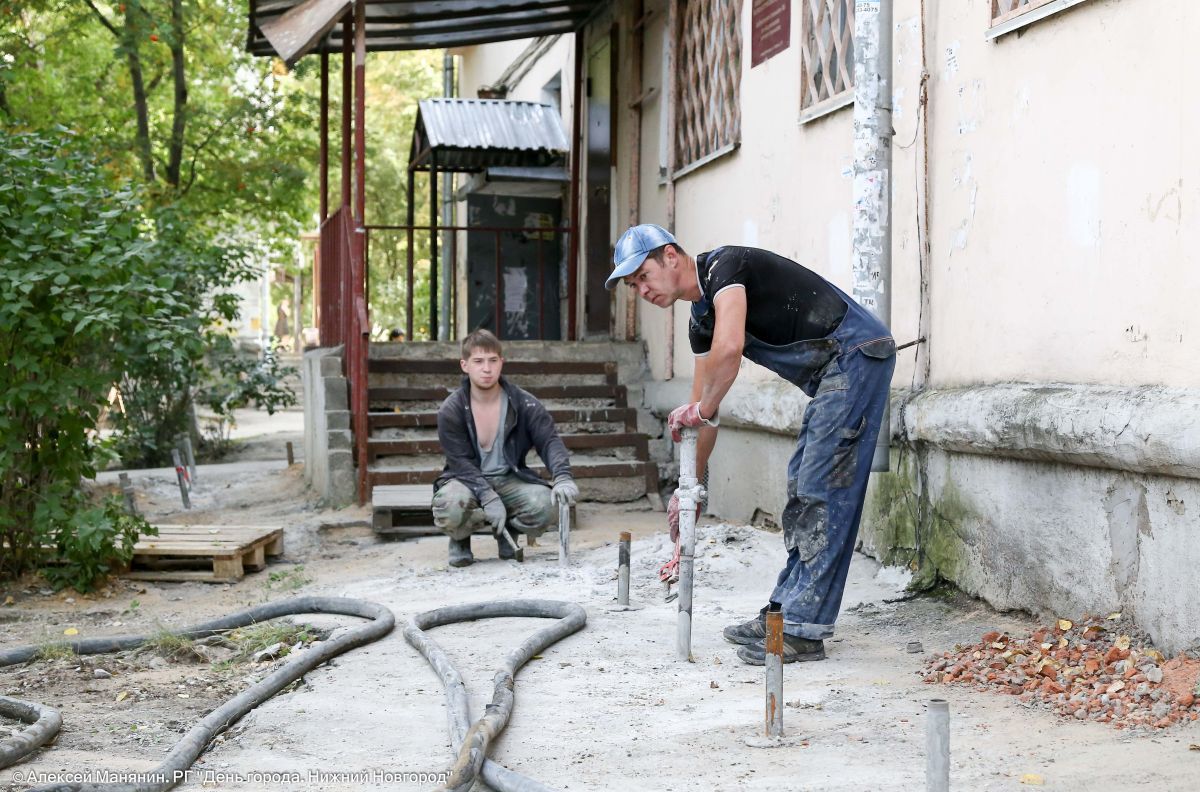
[302, 346, 356, 508]
[644, 378, 1200, 655]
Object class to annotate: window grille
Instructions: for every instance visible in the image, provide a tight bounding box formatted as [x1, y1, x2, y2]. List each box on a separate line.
[992, 0, 1057, 26]
[673, 0, 742, 175]
[799, 0, 854, 113]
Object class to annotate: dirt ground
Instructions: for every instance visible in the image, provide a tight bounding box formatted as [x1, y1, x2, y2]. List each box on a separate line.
[3, 408, 1199, 791]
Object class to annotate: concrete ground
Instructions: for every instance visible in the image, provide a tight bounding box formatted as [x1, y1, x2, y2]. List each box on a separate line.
[4, 409, 1199, 791]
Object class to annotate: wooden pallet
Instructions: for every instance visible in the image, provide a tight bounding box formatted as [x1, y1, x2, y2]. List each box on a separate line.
[125, 524, 285, 583]
[371, 484, 440, 538]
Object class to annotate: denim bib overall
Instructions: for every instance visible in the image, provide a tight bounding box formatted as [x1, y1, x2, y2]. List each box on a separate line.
[737, 285, 896, 640]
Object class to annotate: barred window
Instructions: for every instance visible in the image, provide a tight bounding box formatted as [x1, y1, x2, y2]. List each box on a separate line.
[673, 0, 742, 177]
[799, 0, 854, 120]
[989, 0, 1092, 37]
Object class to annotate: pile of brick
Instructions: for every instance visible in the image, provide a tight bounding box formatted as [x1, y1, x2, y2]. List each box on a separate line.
[922, 614, 1200, 730]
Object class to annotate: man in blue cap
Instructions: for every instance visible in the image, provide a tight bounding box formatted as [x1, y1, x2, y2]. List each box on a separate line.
[607, 224, 896, 664]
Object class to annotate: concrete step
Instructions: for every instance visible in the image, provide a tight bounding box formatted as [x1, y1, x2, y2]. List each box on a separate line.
[367, 432, 648, 462]
[368, 384, 628, 406]
[369, 358, 617, 380]
[368, 459, 655, 485]
[368, 407, 639, 431]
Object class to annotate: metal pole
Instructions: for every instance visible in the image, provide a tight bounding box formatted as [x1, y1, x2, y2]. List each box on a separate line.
[171, 449, 191, 510]
[676, 427, 701, 661]
[852, 0, 894, 473]
[926, 699, 950, 792]
[440, 52, 454, 341]
[406, 164, 416, 341]
[286, 441, 295, 466]
[340, 13, 352, 209]
[558, 502, 571, 567]
[118, 473, 137, 516]
[567, 32, 583, 341]
[180, 435, 197, 483]
[319, 51, 329, 222]
[430, 154, 438, 341]
[617, 531, 631, 605]
[765, 603, 784, 737]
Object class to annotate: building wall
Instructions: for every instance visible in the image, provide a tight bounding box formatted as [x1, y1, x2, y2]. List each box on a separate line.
[456, 0, 1200, 652]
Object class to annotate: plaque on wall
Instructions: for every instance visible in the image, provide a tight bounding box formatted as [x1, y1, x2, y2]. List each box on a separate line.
[751, 0, 790, 68]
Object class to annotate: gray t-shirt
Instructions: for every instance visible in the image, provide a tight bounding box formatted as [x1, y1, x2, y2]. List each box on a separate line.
[477, 389, 510, 477]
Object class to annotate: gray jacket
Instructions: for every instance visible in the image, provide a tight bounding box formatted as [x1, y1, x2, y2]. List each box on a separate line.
[434, 376, 572, 503]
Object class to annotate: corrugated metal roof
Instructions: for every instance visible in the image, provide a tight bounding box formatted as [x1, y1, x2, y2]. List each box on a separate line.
[247, 0, 604, 60]
[411, 99, 569, 172]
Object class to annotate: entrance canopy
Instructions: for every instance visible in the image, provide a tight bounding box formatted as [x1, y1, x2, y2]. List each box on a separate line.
[410, 98, 569, 172]
[249, 0, 604, 65]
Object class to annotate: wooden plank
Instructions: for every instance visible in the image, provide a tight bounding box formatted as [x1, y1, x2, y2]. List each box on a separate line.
[369, 407, 637, 429]
[369, 359, 616, 378]
[372, 484, 435, 509]
[368, 432, 647, 460]
[369, 384, 627, 403]
[125, 570, 242, 584]
[369, 461, 654, 487]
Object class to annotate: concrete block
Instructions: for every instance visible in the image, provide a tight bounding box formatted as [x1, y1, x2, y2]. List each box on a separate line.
[326, 410, 351, 431]
[326, 429, 352, 451]
[320, 354, 344, 378]
[323, 377, 348, 411]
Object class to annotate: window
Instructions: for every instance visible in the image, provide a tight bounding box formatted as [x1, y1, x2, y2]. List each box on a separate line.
[799, 0, 855, 122]
[988, 0, 1092, 39]
[673, 0, 742, 178]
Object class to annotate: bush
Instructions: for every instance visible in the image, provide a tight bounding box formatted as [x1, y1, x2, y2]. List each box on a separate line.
[41, 497, 157, 592]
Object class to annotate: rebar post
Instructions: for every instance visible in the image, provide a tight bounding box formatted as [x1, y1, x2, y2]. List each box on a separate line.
[765, 603, 784, 738]
[926, 699, 950, 792]
[181, 435, 197, 483]
[171, 449, 191, 509]
[617, 531, 631, 606]
[286, 441, 295, 466]
[558, 502, 570, 566]
[676, 428, 703, 661]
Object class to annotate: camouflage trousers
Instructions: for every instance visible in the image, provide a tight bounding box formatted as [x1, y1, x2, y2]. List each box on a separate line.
[431, 474, 556, 541]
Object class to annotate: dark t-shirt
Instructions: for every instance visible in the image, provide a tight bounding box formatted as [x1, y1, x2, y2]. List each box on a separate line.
[688, 246, 847, 355]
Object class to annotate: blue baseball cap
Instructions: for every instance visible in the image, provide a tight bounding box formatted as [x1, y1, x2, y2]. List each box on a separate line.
[605, 224, 678, 290]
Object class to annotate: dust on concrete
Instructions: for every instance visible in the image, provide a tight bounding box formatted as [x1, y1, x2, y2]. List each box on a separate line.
[3, 409, 1200, 791]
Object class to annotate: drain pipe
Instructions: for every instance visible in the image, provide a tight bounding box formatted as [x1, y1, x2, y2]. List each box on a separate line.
[676, 427, 703, 661]
[852, 0, 894, 473]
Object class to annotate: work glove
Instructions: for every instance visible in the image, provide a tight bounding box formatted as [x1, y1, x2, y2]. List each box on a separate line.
[667, 492, 701, 543]
[666, 401, 718, 442]
[551, 476, 579, 507]
[480, 492, 507, 535]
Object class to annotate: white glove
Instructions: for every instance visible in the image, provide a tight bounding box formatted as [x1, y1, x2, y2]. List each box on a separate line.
[551, 477, 579, 507]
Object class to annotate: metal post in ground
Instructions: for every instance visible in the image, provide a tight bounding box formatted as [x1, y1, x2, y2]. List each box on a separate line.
[558, 502, 570, 566]
[118, 473, 137, 516]
[286, 441, 295, 466]
[180, 435, 197, 483]
[852, 0, 894, 473]
[765, 603, 784, 738]
[617, 531, 631, 606]
[676, 427, 702, 662]
[926, 699, 950, 792]
[171, 449, 191, 509]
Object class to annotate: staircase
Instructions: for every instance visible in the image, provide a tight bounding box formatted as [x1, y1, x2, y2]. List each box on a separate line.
[367, 342, 660, 537]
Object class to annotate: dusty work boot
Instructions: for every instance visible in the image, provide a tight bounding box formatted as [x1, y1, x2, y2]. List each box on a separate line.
[736, 634, 825, 665]
[722, 608, 767, 645]
[448, 537, 474, 568]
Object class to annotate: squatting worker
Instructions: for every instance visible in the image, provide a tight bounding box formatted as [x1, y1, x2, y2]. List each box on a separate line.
[607, 224, 896, 665]
[431, 329, 579, 567]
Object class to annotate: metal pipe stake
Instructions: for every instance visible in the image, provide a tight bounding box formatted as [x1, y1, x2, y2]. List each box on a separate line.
[171, 449, 191, 510]
[558, 502, 571, 567]
[617, 531, 631, 606]
[181, 435, 197, 483]
[676, 428, 702, 662]
[926, 699, 950, 792]
[765, 603, 784, 738]
[118, 473, 137, 516]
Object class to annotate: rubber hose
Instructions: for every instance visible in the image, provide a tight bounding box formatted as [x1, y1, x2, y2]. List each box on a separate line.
[0, 596, 394, 792]
[404, 600, 587, 792]
[0, 697, 63, 771]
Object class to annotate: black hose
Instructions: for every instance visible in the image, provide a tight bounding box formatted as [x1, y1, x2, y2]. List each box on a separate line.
[404, 600, 587, 792]
[0, 697, 62, 771]
[0, 596, 394, 792]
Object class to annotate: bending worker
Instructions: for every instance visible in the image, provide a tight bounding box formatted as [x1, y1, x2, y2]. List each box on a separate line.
[432, 329, 579, 567]
[607, 225, 895, 665]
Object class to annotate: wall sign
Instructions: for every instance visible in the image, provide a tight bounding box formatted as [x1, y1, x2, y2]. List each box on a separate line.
[751, 0, 790, 68]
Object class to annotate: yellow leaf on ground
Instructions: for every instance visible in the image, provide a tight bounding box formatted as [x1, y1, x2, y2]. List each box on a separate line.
[115, 691, 128, 702]
[1020, 773, 1045, 785]
[1146, 649, 1165, 663]
[1107, 612, 1122, 620]
[1057, 619, 1073, 631]
[1115, 635, 1131, 651]
[1189, 744, 1200, 752]
[2, 596, 13, 606]
[63, 627, 78, 636]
